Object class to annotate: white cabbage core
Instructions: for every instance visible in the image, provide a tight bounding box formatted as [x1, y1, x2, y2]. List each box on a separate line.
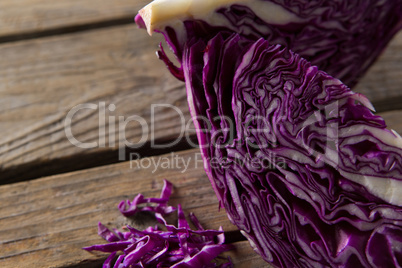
[139, 0, 302, 35]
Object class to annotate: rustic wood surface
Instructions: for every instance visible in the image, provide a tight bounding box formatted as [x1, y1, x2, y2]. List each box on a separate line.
[0, 25, 190, 183]
[354, 31, 402, 112]
[0, 149, 267, 268]
[380, 110, 402, 135]
[0, 0, 150, 37]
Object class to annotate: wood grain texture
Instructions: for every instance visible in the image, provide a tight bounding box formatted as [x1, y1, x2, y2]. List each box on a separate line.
[354, 31, 402, 112]
[380, 110, 402, 135]
[0, 0, 149, 37]
[224, 241, 270, 268]
[0, 149, 267, 268]
[0, 24, 190, 183]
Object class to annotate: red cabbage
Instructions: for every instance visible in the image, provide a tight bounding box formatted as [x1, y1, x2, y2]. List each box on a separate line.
[135, 1, 402, 267]
[84, 180, 234, 267]
[180, 33, 402, 267]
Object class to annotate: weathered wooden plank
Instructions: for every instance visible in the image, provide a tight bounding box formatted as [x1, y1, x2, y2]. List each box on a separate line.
[0, 24, 190, 183]
[0, 149, 248, 268]
[354, 31, 402, 112]
[0, 0, 149, 37]
[380, 110, 402, 136]
[224, 241, 270, 268]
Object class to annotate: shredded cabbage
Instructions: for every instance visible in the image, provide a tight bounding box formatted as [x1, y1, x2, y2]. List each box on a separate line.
[84, 180, 234, 268]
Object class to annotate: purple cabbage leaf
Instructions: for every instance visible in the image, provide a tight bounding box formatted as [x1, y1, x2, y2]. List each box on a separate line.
[180, 33, 402, 267]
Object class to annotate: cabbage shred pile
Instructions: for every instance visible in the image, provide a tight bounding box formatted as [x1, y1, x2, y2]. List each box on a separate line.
[84, 180, 233, 267]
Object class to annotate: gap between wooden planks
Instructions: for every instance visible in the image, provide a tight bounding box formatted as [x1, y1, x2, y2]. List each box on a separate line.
[0, 24, 401, 184]
[0, 148, 269, 268]
[0, 0, 150, 38]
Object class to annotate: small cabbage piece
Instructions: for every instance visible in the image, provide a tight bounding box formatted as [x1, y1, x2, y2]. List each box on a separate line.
[84, 180, 233, 267]
[137, 0, 402, 87]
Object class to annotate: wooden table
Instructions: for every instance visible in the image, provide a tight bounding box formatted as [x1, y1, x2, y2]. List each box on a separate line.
[0, 1, 401, 267]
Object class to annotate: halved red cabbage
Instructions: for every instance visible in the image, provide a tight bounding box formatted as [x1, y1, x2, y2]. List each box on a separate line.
[135, 1, 402, 267]
[137, 0, 402, 87]
[136, 25, 402, 268]
[177, 32, 402, 267]
[84, 180, 233, 267]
